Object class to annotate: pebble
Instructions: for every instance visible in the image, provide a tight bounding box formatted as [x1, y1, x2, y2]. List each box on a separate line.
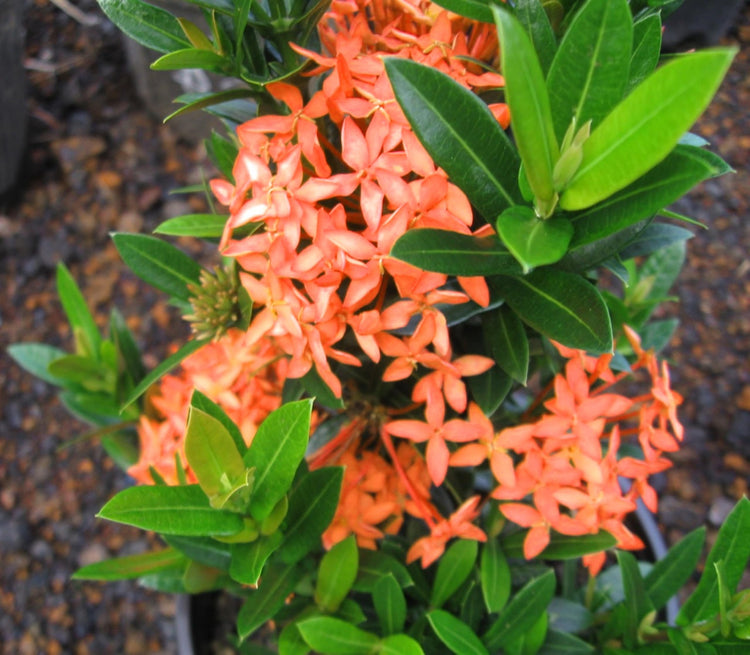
[78, 543, 109, 568]
[708, 496, 736, 526]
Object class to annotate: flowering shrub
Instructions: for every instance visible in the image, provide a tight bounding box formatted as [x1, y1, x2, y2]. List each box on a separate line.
[10, 0, 750, 652]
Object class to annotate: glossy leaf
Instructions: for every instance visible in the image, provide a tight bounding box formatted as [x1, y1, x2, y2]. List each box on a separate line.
[628, 14, 662, 93]
[154, 213, 230, 238]
[430, 539, 478, 608]
[481, 538, 511, 614]
[617, 550, 655, 649]
[111, 233, 203, 302]
[315, 536, 358, 612]
[428, 609, 490, 655]
[561, 49, 736, 210]
[498, 269, 613, 353]
[483, 569, 556, 651]
[8, 343, 69, 386]
[468, 365, 512, 417]
[515, 0, 557, 75]
[300, 366, 345, 409]
[378, 634, 425, 655]
[484, 305, 529, 384]
[431, 0, 493, 22]
[244, 399, 312, 521]
[390, 229, 522, 277]
[237, 562, 300, 640]
[618, 223, 692, 260]
[494, 6, 559, 208]
[230, 532, 282, 585]
[278, 467, 343, 564]
[297, 617, 379, 655]
[122, 338, 210, 409]
[678, 497, 750, 625]
[385, 57, 521, 221]
[373, 574, 407, 635]
[497, 206, 573, 272]
[73, 547, 185, 580]
[206, 130, 240, 182]
[56, 263, 101, 357]
[354, 550, 413, 592]
[546, 0, 632, 142]
[190, 390, 246, 457]
[151, 48, 231, 74]
[502, 530, 616, 560]
[96, 0, 191, 53]
[97, 484, 244, 536]
[164, 534, 232, 571]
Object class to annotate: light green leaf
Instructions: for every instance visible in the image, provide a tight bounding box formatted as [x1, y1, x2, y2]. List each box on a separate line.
[493, 6, 559, 210]
[95, 0, 191, 53]
[230, 532, 282, 585]
[483, 305, 529, 384]
[190, 390, 246, 458]
[56, 262, 101, 358]
[315, 535, 358, 613]
[297, 617, 378, 655]
[151, 48, 231, 74]
[561, 48, 736, 210]
[498, 269, 613, 353]
[480, 538, 511, 614]
[7, 343, 69, 386]
[111, 233, 203, 302]
[497, 205, 573, 272]
[154, 213, 230, 238]
[515, 0, 557, 75]
[628, 14, 662, 93]
[546, 0, 632, 142]
[373, 574, 406, 635]
[431, 539, 478, 608]
[97, 484, 244, 536]
[377, 634, 425, 655]
[385, 57, 521, 221]
[73, 547, 186, 580]
[390, 229, 522, 277]
[244, 399, 312, 521]
[428, 609, 489, 655]
[176, 17, 213, 50]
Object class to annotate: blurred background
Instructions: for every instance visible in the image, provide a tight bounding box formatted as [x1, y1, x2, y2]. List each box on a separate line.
[1, 1, 748, 652]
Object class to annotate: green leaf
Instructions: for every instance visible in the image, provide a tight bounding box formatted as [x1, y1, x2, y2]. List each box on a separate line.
[430, 0, 493, 22]
[206, 130, 240, 181]
[151, 47, 231, 74]
[639, 319, 679, 353]
[154, 213, 230, 238]
[385, 57, 521, 221]
[111, 233, 203, 302]
[498, 269, 613, 353]
[678, 497, 750, 625]
[514, 0, 557, 75]
[238, 562, 300, 640]
[481, 538, 511, 614]
[101, 431, 140, 469]
[430, 539, 478, 608]
[483, 569, 556, 651]
[428, 609, 489, 655]
[297, 617, 379, 655]
[561, 48, 736, 210]
[244, 399, 312, 521]
[502, 530, 616, 560]
[164, 534, 232, 570]
[97, 484, 244, 536]
[121, 338, 209, 409]
[95, 0, 192, 53]
[73, 547, 185, 580]
[538, 629, 595, 654]
[390, 229, 522, 277]
[628, 14, 662, 93]
[109, 308, 145, 383]
[497, 206, 573, 272]
[547, 597, 593, 633]
[617, 550, 655, 649]
[7, 343, 69, 386]
[468, 365, 512, 417]
[190, 390, 246, 456]
[230, 532, 283, 585]
[378, 634, 425, 655]
[56, 263, 101, 358]
[182, 560, 228, 593]
[300, 367, 344, 409]
[373, 574, 406, 635]
[278, 623, 309, 655]
[354, 550, 413, 593]
[278, 467, 343, 564]
[546, 0, 632, 142]
[493, 6, 559, 209]
[185, 0, 234, 15]
[176, 16, 213, 50]
[636, 240, 686, 304]
[315, 535, 358, 612]
[485, 305, 529, 383]
[47, 354, 112, 390]
[185, 406, 248, 504]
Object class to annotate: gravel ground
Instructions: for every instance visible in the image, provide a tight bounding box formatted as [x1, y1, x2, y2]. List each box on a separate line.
[1, 2, 748, 653]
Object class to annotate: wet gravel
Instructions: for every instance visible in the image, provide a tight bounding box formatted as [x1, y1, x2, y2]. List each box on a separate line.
[1, 2, 749, 652]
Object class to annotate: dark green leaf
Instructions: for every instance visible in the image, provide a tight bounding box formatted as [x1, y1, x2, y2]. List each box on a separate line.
[315, 535, 358, 612]
[538, 629, 595, 654]
[230, 532, 282, 585]
[639, 319, 679, 353]
[483, 569, 556, 651]
[431, 0, 493, 22]
[468, 365, 512, 417]
[430, 539, 478, 608]
[184, 0, 234, 15]
[97, 484, 244, 536]
[390, 229, 522, 277]
[96, 0, 191, 53]
[278, 467, 343, 564]
[101, 431, 140, 469]
[678, 497, 750, 625]
[484, 305, 529, 384]
[547, 597, 593, 633]
[237, 562, 300, 640]
[480, 538, 511, 614]
[244, 399, 312, 521]
[206, 130, 239, 181]
[56, 263, 101, 358]
[300, 366, 344, 409]
[60, 391, 123, 425]
[164, 534, 232, 570]
[497, 206, 573, 273]
[618, 223, 692, 260]
[385, 57, 521, 221]
[561, 49, 736, 210]
[515, 0, 557, 75]
[122, 338, 210, 409]
[502, 530, 616, 559]
[47, 354, 111, 389]
[109, 308, 145, 383]
[7, 343, 69, 386]
[154, 213, 230, 238]
[354, 550, 413, 592]
[546, 0, 632, 142]
[498, 269, 613, 353]
[373, 574, 407, 635]
[428, 609, 489, 655]
[297, 617, 379, 655]
[628, 14, 661, 93]
[617, 550, 655, 649]
[112, 233, 203, 302]
[73, 547, 185, 580]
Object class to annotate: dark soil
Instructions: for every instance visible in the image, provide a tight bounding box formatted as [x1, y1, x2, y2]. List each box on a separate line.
[1, 2, 749, 653]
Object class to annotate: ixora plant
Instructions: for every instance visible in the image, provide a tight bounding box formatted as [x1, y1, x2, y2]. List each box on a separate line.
[10, 0, 750, 652]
